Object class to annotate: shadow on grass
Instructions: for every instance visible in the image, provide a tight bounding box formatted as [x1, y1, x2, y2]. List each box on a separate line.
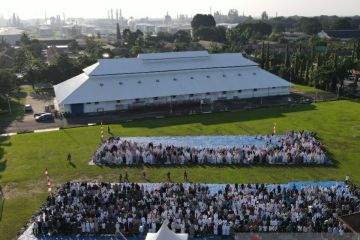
[68, 162, 77, 168]
[61, 129, 81, 146]
[119, 104, 317, 129]
[91, 162, 338, 170]
[0, 137, 10, 177]
[0, 198, 4, 222]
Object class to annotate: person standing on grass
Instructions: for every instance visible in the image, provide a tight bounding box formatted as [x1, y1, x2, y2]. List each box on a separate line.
[167, 171, 171, 181]
[119, 174, 123, 183]
[184, 170, 188, 181]
[67, 153, 72, 162]
[142, 170, 146, 179]
[108, 126, 111, 134]
[124, 171, 129, 182]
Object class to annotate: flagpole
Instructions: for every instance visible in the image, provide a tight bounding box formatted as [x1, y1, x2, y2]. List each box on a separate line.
[100, 121, 104, 142]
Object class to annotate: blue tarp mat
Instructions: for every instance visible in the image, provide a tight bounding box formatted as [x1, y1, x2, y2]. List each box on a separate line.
[122, 135, 284, 149]
[37, 236, 234, 240]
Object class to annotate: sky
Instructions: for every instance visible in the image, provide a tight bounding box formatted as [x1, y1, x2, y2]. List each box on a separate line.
[1, 0, 360, 20]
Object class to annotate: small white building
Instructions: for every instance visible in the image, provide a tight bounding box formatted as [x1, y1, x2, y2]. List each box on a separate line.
[155, 25, 170, 33]
[135, 23, 156, 34]
[0, 27, 24, 45]
[37, 26, 54, 37]
[54, 51, 292, 114]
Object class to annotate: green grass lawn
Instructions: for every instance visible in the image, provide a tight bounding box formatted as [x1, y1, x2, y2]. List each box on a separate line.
[1, 100, 360, 239]
[291, 84, 328, 93]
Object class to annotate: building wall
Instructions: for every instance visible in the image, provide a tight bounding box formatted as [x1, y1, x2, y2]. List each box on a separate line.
[0, 34, 21, 45]
[62, 86, 289, 114]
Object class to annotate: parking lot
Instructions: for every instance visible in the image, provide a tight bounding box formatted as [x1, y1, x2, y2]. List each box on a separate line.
[3, 88, 66, 133]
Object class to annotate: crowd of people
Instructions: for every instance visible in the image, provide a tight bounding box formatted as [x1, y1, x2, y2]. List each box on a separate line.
[31, 182, 360, 237]
[92, 131, 329, 166]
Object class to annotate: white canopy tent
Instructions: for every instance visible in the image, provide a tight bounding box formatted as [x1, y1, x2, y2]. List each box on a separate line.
[145, 221, 188, 240]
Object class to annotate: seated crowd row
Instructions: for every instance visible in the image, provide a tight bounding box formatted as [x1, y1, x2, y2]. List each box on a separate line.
[32, 181, 359, 237]
[92, 131, 329, 166]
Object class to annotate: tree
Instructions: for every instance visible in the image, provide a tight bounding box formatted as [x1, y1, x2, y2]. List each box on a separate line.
[261, 11, 269, 21]
[226, 21, 272, 47]
[331, 18, 352, 30]
[193, 26, 226, 42]
[116, 23, 121, 40]
[85, 38, 104, 58]
[44, 54, 82, 85]
[68, 40, 80, 51]
[130, 46, 143, 56]
[13, 47, 33, 73]
[0, 70, 17, 109]
[24, 59, 46, 88]
[260, 41, 265, 68]
[174, 30, 191, 44]
[265, 43, 270, 70]
[191, 14, 216, 30]
[0, 70, 17, 96]
[284, 44, 290, 68]
[20, 33, 31, 45]
[157, 32, 175, 42]
[301, 18, 322, 35]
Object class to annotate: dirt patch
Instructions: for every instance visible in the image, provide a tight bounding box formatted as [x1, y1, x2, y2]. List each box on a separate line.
[1, 180, 46, 200]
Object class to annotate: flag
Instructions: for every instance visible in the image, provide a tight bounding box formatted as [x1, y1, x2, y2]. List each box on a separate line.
[273, 123, 276, 135]
[45, 169, 52, 192]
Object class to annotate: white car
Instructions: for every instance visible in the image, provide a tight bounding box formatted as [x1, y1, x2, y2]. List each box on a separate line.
[24, 104, 33, 113]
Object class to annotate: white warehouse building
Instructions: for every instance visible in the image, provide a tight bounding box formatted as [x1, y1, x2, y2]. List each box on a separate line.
[54, 51, 292, 114]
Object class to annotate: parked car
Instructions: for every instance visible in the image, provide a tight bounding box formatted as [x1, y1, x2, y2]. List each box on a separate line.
[24, 104, 33, 113]
[33, 112, 47, 118]
[35, 113, 54, 122]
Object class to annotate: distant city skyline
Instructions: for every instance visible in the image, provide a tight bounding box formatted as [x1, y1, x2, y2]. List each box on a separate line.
[1, 0, 360, 20]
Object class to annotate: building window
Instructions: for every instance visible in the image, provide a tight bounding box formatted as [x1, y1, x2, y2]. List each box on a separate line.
[206, 92, 210, 95]
[173, 78, 177, 81]
[138, 81, 142, 84]
[95, 102, 99, 105]
[222, 91, 227, 94]
[135, 98, 140, 102]
[252, 72, 257, 76]
[272, 87, 276, 89]
[189, 94, 194, 97]
[206, 75, 210, 78]
[99, 83, 104, 87]
[86, 102, 91, 104]
[222, 74, 226, 77]
[171, 95, 176, 99]
[238, 90, 242, 93]
[116, 100, 121, 103]
[156, 79, 160, 83]
[153, 97, 158, 100]
[119, 82, 123, 85]
[253, 88, 258, 92]
[238, 73, 242, 76]
[190, 77, 194, 79]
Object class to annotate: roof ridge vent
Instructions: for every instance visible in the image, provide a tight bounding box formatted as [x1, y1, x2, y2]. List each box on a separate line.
[138, 51, 210, 61]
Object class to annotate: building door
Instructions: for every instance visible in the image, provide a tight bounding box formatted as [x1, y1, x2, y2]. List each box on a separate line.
[71, 103, 84, 114]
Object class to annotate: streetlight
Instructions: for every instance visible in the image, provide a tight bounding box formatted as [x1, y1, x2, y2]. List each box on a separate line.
[336, 83, 341, 99]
